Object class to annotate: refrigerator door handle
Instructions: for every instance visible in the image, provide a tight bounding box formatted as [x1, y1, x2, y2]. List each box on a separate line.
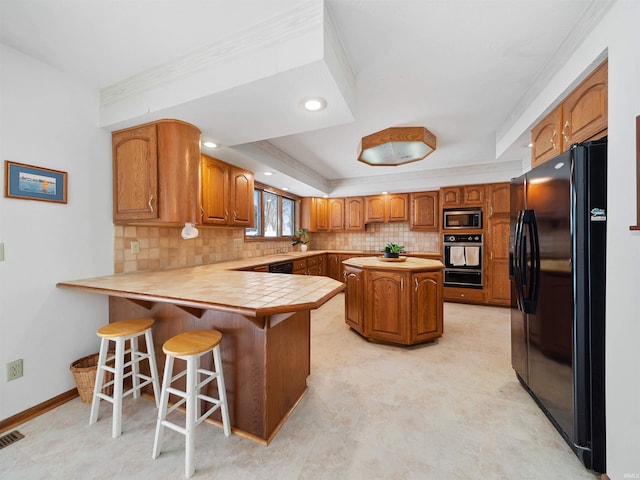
[522, 209, 540, 314]
[512, 210, 525, 311]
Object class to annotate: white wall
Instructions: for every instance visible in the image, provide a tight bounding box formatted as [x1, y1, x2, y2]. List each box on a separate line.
[0, 45, 113, 420]
[498, 1, 640, 477]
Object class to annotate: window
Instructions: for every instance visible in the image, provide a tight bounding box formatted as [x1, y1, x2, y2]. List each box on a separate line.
[246, 185, 297, 239]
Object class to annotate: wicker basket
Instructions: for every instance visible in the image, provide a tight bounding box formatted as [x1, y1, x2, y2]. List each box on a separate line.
[70, 353, 114, 403]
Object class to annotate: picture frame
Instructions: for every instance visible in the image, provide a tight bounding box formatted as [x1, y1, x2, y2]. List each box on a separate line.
[4, 160, 68, 204]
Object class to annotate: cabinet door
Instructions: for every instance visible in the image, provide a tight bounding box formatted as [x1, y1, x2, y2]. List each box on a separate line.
[344, 266, 364, 333]
[112, 123, 159, 221]
[562, 60, 607, 146]
[487, 217, 511, 306]
[364, 195, 386, 223]
[329, 198, 345, 231]
[488, 183, 510, 217]
[440, 187, 462, 207]
[345, 197, 365, 231]
[463, 185, 486, 205]
[410, 191, 439, 231]
[411, 271, 443, 342]
[318, 254, 327, 276]
[365, 271, 408, 344]
[327, 254, 341, 281]
[387, 194, 408, 222]
[229, 167, 254, 226]
[531, 107, 562, 167]
[316, 198, 329, 231]
[201, 155, 229, 225]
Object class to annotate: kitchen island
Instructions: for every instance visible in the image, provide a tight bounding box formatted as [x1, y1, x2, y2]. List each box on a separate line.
[57, 263, 344, 444]
[342, 256, 444, 345]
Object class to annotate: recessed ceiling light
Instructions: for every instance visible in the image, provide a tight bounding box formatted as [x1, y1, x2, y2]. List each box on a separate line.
[528, 143, 533, 148]
[382, 191, 389, 195]
[203, 141, 218, 148]
[282, 187, 289, 191]
[264, 172, 274, 176]
[303, 97, 327, 112]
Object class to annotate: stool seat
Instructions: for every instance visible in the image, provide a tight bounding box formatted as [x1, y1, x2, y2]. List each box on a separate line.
[163, 330, 223, 357]
[97, 317, 155, 338]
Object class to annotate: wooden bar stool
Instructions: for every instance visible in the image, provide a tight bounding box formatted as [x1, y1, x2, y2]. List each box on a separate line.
[90, 317, 160, 438]
[152, 329, 231, 478]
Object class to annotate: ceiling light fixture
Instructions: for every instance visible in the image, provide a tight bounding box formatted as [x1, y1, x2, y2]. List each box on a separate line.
[303, 97, 327, 112]
[203, 141, 218, 148]
[358, 126, 437, 166]
[264, 172, 274, 176]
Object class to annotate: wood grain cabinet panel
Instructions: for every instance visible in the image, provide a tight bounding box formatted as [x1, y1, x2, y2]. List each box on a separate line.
[365, 271, 407, 343]
[532, 107, 562, 168]
[201, 154, 254, 227]
[412, 272, 443, 343]
[410, 191, 439, 231]
[344, 266, 364, 333]
[329, 198, 345, 231]
[345, 197, 365, 231]
[113, 119, 200, 224]
[364, 195, 387, 223]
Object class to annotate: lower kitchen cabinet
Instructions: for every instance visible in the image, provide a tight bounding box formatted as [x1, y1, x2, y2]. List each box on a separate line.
[342, 258, 444, 346]
[443, 286, 485, 304]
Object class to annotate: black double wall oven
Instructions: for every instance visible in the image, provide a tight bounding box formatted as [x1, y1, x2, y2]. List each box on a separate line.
[442, 233, 483, 288]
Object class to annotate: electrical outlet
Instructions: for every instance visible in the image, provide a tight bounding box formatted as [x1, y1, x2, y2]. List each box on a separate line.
[7, 359, 23, 381]
[130, 241, 140, 255]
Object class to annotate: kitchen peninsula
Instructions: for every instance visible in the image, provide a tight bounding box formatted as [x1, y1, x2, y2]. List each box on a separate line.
[342, 256, 444, 345]
[57, 262, 344, 444]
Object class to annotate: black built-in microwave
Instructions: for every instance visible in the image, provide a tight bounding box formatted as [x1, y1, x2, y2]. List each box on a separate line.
[443, 208, 482, 229]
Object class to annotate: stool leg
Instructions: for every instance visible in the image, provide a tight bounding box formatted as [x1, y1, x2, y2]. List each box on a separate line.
[130, 335, 140, 400]
[145, 329, 161, 408]
[152, 354, 173, 460]
[185, 356, 197, 478]
[112, 337, 125, 438]
[89, 338, 109, 426]
[212, 346, 231, 437]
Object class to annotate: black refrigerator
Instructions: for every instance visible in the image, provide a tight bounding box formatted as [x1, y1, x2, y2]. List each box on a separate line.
[510, 137, 606, 473]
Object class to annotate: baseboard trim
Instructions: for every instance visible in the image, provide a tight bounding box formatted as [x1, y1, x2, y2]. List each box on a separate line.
[0, 389, 78, 434]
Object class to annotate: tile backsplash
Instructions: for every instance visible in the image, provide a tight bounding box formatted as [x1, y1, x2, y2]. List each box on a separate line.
[114, 223, 440, 273]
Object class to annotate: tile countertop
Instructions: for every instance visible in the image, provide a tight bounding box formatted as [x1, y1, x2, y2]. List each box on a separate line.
[342, 256, 444, 271]
[57, 262, 345, 319]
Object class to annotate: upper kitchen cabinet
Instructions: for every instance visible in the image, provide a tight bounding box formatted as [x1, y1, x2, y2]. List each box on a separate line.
[409, 191, 439, 231]
[531, 60, 607, 167]
[440, 185, 486, 208]
[345, 197, 365, 231]
[300, 197, 329, 232]
[487, 183, 510, 217]
[364, 193, 408, 223]
[201, 154, 254, 227]
[329, 198, 345, 231]
[562, 60, 607, 146]
[112, 119, 200, 224]
[531, 106, 562, 167]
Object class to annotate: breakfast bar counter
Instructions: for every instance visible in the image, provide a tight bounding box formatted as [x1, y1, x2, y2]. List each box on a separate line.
[58, 264, 344, 444]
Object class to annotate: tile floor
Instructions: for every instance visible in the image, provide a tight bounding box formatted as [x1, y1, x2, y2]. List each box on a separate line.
[0, 294, 600, 479]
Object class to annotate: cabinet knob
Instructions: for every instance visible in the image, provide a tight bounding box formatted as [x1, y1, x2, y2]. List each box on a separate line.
[148, 195, 154, 213]
[414, 277, 419, 292]
[224, 209, 229, 221]
[551, 130, 558, 150]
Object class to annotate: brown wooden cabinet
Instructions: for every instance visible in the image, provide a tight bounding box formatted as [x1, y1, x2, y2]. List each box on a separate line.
[440, 185, 485, 208]
[531, 107, 562, 167]
[344, 265, 364, 334]
[486, 182, 511, 306]
[112, 119, 200, 224]
[532, 60, 607, 167]
[329, 198, 345, 231]
[410, 191, 439, 231]
[327, 253, 341, 281]
[345, 197, 365, 231]
[343, 259, 444, 345]
[300, 197, 329, 232]
[364, 193, 408, 223]
[201, 154, 254, 227]
[293, 258, 307, 275]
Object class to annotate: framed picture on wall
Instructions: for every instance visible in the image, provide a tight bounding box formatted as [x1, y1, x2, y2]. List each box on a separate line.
[4, 160, 68, 204]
